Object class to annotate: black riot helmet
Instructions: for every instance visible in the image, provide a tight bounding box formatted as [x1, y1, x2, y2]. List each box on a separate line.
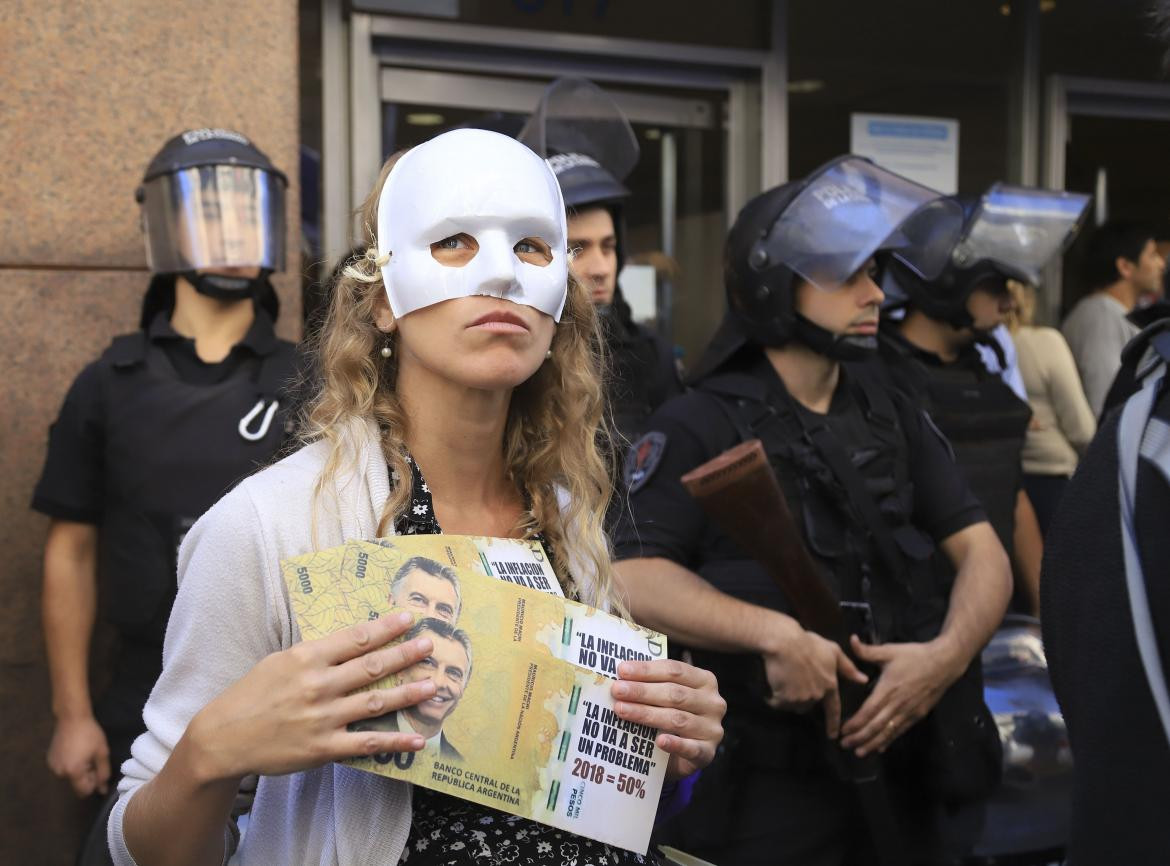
[136, 128, 288, 321]
[883, 183, 1091, 330]
[693, 156, 963, 377]
[519, 77, 639, 270]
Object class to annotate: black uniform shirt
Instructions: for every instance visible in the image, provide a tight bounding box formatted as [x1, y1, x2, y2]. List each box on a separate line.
[612, 354, 985, 572]
[31, 310, 283, 524]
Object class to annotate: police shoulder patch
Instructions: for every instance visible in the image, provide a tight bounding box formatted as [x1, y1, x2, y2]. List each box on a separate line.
[624, 432, 668, 494]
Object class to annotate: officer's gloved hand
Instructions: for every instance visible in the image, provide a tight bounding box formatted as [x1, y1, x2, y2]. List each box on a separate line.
[47, 715, 111, 797]
[761, 612, 867, 739]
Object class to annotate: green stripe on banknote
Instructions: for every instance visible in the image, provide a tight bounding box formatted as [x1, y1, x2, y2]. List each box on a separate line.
[558, 730, 570, 761]
[569, 684, 581, 714]
[561, 617, 572, 646]
[546, 780, 560, 810]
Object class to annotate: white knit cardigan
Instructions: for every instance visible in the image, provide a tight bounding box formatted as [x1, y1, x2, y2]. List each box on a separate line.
[109, 419, 596, 865]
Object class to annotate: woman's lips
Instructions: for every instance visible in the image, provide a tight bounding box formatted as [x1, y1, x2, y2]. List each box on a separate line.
[468, 312, 530, 334]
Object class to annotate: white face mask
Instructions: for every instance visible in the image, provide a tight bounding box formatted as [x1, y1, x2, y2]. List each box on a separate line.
[376, 129, 569, 321]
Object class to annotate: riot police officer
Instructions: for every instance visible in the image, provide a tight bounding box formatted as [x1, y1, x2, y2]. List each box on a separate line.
[613, 157, 1012, 864]
[34, 128, 298, 810]
[520, 77, 681, 448]
[878, 185, 1090, 613]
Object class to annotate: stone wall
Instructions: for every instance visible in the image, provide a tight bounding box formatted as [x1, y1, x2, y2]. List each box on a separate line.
[0, 2, 300, 861]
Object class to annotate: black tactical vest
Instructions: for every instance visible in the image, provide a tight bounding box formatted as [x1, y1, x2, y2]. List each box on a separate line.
[695, 363, 948, 656]
[93, 332, 297, 645]
[879, 334, 1031, 553]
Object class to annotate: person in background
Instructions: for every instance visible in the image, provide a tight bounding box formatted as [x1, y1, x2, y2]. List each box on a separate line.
[1063, 219, 1165, 417]
[35, 128, 296, 803]
[33, 128, 298, 864]
[880, 183, 1090, 615]
[1006, 281, 1096, 536]
[520, 78, 681, 451]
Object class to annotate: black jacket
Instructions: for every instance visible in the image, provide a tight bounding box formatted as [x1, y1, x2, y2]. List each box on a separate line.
[1041, 391, 1170, 864]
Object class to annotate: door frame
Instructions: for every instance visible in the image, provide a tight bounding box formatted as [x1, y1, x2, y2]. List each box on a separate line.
[1041, 75, 1170, 322]
[322, 2, 786, 264]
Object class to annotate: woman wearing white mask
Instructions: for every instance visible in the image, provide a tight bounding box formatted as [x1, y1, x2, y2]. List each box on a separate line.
[108, 129, 724, 866]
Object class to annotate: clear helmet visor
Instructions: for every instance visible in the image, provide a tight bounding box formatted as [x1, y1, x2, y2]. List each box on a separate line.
[139, 165, 287, 273]
[952, 183, 1091, 284]
[518, 77, 640, 182]
[761, 156, 963, 290]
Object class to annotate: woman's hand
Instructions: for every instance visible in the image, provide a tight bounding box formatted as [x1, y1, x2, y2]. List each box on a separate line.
[610, 659, 726, 781]
[184, 612, 438, 783]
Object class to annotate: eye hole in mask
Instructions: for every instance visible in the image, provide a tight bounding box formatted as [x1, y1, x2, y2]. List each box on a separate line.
[429, 233, 554, 268]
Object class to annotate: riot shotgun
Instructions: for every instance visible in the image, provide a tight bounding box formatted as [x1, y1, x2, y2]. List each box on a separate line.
[680, 438, 905, 864]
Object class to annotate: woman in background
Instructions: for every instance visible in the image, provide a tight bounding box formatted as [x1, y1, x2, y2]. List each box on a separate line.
[1008, 281, 1097, 535]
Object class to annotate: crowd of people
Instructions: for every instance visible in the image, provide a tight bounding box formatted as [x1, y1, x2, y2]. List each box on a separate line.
[32, 76, 1170, 866]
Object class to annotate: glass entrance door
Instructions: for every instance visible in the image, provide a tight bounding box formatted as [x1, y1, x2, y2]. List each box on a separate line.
[378, 68, 728, 366]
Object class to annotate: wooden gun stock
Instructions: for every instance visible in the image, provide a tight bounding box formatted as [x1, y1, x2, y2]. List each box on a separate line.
[680, 439, 845, 641]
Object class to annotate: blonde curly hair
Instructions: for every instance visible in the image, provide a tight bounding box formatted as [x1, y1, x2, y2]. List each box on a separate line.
[300, 152, 620, 611]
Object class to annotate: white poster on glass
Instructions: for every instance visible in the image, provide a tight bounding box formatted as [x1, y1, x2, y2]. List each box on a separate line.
[850, 113, 959, 194]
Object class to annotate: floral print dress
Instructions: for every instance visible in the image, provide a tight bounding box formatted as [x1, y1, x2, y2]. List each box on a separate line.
[393, 455, 658, 866]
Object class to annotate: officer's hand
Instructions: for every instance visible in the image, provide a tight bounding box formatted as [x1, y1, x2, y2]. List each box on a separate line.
[763, 620, 867, 739]
[184, 612, 437, 783]
[611, 659, 726, 780]
[47, 715, 111, 798]
[839, 636, 961, 757]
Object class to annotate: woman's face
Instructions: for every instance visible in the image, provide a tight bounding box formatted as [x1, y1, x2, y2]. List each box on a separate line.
[377, 231, 557, 392]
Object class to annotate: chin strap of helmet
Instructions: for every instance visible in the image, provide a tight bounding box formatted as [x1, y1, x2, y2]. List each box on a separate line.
[793, 314, 879, 362]
[181, 270, 273, 303]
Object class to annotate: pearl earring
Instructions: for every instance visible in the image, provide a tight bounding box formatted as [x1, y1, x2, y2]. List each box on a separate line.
[545, 349, 553, 360]
[381, 343, 393, 359]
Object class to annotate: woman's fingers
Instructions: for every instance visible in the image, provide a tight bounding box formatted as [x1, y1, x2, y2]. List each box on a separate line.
[332, 729, 428, 763]
[611, 678, 721, 719]
[612, 659, 725, 738]
[307, 612, 416, 666]
[656, 732, 714, 766]
[331, 635, 434, 694]
[333, 679, 438, 727]
[616, 658, 713, 689]
[611, 685, 724, 743]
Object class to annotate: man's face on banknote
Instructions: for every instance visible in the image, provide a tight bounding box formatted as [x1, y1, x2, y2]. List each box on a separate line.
[403, 633, 470, 728]
[392, 567, 459, 623]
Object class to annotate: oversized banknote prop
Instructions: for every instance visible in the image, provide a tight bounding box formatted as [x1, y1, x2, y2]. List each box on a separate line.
[282, 535, 668, 853]
[376, 128, 569, 321]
